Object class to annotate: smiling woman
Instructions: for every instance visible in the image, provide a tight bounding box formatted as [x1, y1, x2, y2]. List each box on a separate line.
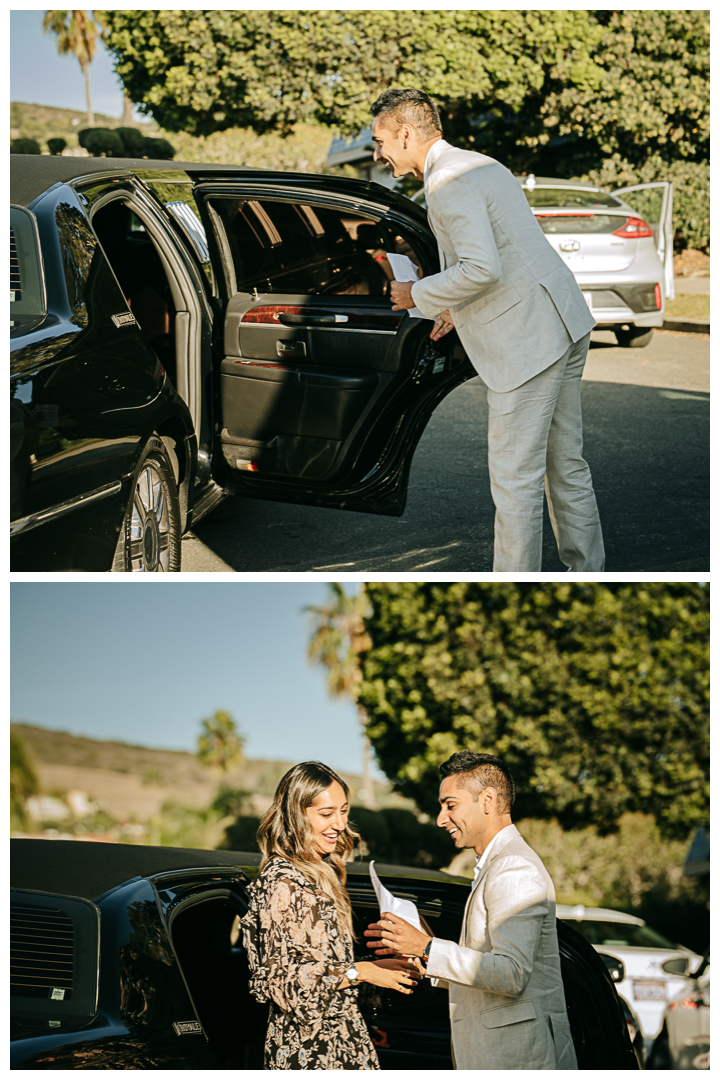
[239, 761, 421, 1069]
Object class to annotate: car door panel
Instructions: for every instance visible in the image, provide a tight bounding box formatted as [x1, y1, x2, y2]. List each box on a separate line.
[610, 182, 675, 300]
[219, 290, 427, 481]
[194, 181, 473, 514]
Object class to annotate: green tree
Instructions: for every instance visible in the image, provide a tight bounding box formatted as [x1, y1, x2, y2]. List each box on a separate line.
[305, 584, 376, 809]
[43, 10, 103, 128]
[196, 709, 244, 774]
[47, 137, 68, 155]
[10, 138, 41, 155]
[97, 10, 604, 138]
[11, 731, 40, 831]
[358, 583, 708, 839]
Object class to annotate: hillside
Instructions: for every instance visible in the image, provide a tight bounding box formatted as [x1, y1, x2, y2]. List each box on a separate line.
[10, 100, 335, 173]
[10, 100, 158, 150]
[11, 722, 410, 828]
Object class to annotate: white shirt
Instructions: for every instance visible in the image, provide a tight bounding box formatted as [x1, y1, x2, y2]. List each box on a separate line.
[473, 825, 513, 880]
[422, 138, 452, 183]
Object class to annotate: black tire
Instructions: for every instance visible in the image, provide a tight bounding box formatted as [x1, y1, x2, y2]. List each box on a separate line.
[614, 327, 654, 348]
[112, 436, 181, 572]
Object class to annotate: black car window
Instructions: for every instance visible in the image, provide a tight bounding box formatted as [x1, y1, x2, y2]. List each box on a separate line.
[10, 890, 100, 1030]
[10, 206, 46, 333]
[524, 187, 623, 209]
[562, 918, 678, 950]
[207, 196, 418, 298]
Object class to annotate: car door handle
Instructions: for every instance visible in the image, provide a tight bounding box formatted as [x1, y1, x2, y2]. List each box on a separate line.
[277, 312, 348, 326]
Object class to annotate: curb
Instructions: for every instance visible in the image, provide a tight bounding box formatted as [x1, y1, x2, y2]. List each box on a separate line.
[661, 319, 710, 334]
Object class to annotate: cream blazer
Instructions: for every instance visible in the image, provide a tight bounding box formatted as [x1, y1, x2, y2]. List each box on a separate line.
[425, 825, 578, 1070]
[411, 145, 596, 393]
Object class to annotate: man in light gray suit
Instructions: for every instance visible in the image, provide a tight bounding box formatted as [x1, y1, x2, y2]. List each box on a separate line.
[370, 88, 604, 572]
[365, 751, 578, 1070]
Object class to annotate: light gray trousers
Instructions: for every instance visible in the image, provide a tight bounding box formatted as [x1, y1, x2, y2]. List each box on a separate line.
[487, 332, 605, 572]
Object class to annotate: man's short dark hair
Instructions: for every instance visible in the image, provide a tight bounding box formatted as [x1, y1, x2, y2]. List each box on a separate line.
[370, 88, 442, 141]
[439, 752, 515, 814]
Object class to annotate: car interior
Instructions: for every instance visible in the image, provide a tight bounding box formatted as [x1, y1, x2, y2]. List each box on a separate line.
[91, 199, 181, 388]
[168, 891, 267, 1069]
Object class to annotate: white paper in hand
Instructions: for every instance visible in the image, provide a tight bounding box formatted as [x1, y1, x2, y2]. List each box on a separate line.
[386, 253, 434, 321]
[369, 860, 423, 932]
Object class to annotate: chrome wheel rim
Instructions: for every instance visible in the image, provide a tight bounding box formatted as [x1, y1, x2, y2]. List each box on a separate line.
[129, 462, 170, 571]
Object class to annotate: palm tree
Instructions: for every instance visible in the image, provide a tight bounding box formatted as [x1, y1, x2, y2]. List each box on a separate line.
[196, 710, 245, 775]
[43, 10, 100, 128]
[305, 584, 377, 809]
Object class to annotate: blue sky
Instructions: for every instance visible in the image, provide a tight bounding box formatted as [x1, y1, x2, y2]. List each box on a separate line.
[11, 10, 136, 119]
[10, 582, 382, 781]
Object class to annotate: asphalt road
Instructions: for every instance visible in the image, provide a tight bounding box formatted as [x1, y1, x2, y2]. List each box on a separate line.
[181, 329, 709, 573]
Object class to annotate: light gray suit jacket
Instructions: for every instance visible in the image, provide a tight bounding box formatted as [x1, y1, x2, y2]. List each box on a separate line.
[411, 144, 595, 393]
[425, 825, 578, 1070]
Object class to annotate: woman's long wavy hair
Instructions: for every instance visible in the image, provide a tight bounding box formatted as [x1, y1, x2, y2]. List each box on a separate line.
[257, 761, 359, 940]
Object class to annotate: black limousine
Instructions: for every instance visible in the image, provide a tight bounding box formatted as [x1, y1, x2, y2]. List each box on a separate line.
[11, 155, 474, 571]
[10, 839, 638, 1069]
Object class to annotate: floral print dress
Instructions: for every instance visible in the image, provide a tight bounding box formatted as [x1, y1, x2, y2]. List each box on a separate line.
[240, 856, 380, 1070]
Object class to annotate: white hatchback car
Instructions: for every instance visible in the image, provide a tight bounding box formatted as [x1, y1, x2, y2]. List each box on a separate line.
[557, 905, 702, 1044]
[411, 175, 674, 348]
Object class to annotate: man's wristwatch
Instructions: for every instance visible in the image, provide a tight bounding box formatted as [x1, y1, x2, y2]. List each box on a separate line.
[422, 939, 433, 963]
[346, 965, 360, 985]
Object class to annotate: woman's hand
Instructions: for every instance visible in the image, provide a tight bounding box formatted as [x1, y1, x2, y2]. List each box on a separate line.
[355, 959, 422, 995]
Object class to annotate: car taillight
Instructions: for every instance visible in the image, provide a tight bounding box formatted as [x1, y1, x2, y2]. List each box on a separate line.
[679, 998, 699, 1009]
[655, 284, 662, 308]
[613, 216, 654, 239]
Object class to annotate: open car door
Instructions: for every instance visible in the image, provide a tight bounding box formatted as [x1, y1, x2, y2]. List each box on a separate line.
[610, 182, 675, 301]
[193, 175, 472, 516]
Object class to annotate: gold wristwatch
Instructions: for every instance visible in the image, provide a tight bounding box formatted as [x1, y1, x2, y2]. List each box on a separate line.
[346, 965, 360, 985]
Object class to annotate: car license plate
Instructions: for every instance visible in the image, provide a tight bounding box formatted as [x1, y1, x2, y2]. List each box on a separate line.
[633, 979, 667, 1001]
[583, 292, 593, 310]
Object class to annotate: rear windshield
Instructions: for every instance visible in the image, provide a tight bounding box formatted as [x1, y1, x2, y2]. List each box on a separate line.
[524, 187, 623, 210]
[10, 206, 46, 333]
[534, 214, 629, 235]
[562, 919, 678, 950]
[11, 890, 99, 1031]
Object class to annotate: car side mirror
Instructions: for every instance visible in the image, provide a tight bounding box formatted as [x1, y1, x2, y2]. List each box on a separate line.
[600, 953, 625, 983]
[661, 957, 691, 977]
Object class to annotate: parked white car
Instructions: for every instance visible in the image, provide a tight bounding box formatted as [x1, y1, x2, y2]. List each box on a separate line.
[411, 174, 674, 348]
[648, 952, 710, 1069]
[556, 905, 701, 1043]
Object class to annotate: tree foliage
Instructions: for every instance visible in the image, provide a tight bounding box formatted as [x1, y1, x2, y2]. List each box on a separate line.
[305, 584, 376, 808]
[43, 10, 102, 127]
[98, 10, 707, 167]
[196, 709, 244, 774]
[11, 731, 40, 831]
[358, 583, 708, 839]
[47, 137, 68, 156]
[10, 138, 41, 155]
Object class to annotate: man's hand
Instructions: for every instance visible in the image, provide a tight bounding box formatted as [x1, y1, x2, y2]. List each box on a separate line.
[365, 912, 432, 958]
[390, 280, 416, 310]
[430, 310, 454, 341]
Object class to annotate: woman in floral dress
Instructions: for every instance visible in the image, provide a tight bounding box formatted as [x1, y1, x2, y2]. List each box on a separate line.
[241, 761, 420, 1069]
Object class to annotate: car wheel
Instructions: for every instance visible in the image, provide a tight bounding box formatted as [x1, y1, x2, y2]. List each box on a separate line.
[112, 436, 181, 572]
[615, 327, 654, 348]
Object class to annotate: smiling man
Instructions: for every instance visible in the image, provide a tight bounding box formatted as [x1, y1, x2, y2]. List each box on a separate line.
[365, 751, 578, 1070]
[369, 88, 604, 573]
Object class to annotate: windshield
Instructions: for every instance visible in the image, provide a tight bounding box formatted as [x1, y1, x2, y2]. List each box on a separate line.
[10, 206, 46, 334]
[563, 919, 679, 950]
[524, 188, 623, 210]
